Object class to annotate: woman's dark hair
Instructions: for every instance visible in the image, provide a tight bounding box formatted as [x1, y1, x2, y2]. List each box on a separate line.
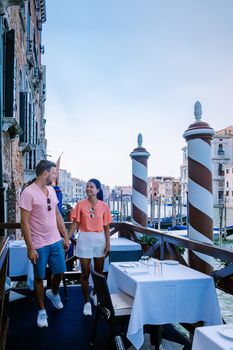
[88, 178, 103, 201]
[36, 160, 56, 176]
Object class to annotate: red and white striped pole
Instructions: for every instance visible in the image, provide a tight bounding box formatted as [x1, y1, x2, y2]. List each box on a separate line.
[130, 134, 150, 227]
[183, 101, 215, 274]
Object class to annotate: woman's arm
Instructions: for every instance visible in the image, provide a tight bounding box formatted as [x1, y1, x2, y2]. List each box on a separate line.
[68, 221, 79, 239]
[103, 224, 110, 256]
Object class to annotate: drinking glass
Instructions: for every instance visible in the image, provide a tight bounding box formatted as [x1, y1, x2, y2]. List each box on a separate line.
[144, 256, 149, 267]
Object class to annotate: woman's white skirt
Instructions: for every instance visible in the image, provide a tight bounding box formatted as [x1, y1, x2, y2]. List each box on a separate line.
[75, 231, 105, 258]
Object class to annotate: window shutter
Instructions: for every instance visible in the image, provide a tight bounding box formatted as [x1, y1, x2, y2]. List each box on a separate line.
[19, 92, 27, 142]
[4, 29, 15, 118]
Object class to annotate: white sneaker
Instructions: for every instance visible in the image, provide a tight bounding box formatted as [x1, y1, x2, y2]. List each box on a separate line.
[83, 302, 92, 316]
[37, 310, 48, 328]
[90, 290, 97, 306]
[46, 289, 63, 309]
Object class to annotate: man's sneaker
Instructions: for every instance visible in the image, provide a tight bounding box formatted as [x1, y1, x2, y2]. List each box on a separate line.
[90, 290, 97, 306]
[46, 289, 63, 309]
[83, 302, 92, 316]
[37, 310, 48, 328]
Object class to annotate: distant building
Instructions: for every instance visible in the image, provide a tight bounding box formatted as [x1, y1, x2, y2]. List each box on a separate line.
[0, 0, 47, 222]
[212, 126, 233, 205]
[224, 165, 233, 208]
[101, 184, 111, 202]
[148, 176, 179, 202]
[59, 169, 72, 204]
[114, 185, 132, 197]
[180, 126, 233, 206]
[180, 147, 188, 204]
[159, 178, 180, 201]
[71, 178, 86, 203]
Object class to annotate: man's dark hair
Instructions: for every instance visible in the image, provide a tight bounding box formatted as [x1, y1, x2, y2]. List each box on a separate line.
[36, 160, 56, 177]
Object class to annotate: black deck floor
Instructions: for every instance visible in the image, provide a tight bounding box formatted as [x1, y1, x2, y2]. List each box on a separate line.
[6, 286, 192, 350]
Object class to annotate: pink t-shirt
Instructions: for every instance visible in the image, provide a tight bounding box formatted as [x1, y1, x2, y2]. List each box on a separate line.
[71, 199, 112, 232]
[20, 183, 61, 249]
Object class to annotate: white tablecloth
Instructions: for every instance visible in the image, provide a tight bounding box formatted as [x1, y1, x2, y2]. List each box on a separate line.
[192, 325, 233, 350]
[109, 237, 141, 251]
[104, 237, 141, 271]
[9, 241, 34, 289]
[108, 262, 222, 349]
[9, 237, 141, 288]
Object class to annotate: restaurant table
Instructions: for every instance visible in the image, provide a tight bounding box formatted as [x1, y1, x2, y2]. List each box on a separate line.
[192, 324, 233, 350]
[108, 261, 222, 350]
[8, 240, 34, 289]
[9, 237, 141, 288]
[104, 237, 142, 271]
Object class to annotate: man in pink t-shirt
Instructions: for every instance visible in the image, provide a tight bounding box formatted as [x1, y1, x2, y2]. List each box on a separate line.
[20, 160, 70, 328]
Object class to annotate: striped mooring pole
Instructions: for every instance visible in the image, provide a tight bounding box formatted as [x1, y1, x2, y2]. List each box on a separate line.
[183, 101, 215, 274]
[130, 134, 150, 227]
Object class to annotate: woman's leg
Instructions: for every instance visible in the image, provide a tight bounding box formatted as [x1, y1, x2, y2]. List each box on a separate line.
[93, 256, 105, 274]
[79, 258, 91, 302]
[92, 257, 105, 298]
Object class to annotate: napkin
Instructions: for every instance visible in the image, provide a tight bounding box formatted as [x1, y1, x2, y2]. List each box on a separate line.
[123, 268, 149, 275]
[111, 292, 134, 310]
[119, 262, 138, 268]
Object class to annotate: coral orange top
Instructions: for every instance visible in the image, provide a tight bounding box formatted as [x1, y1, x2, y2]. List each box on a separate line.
[71, 199, 112, 232]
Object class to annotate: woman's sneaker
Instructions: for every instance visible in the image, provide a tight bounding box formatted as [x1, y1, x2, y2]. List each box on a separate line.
[90, 290, 97, 306]
[46, 289, 63, 309]
[37, 310, 48, 328]
[83, 302, 92, 316]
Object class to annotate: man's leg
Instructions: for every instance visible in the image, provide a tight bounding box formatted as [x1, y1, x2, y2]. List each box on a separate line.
[33, 247, 49, 328]
[34, 277, 45, 310]
[51, 273, 63, 294]
[46, 240, 66, 309]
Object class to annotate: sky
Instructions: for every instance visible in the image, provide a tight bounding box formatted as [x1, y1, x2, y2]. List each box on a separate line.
[43, 0, 233, 187]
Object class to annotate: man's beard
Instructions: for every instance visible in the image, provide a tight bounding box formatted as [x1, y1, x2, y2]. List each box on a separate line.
[46, 178, 52, 186]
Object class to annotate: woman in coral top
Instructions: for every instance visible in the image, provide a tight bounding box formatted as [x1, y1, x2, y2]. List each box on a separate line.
[68, 178, 112, 316]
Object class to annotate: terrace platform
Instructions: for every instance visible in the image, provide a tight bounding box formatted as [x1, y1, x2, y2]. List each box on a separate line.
[5, 285, 192, 350]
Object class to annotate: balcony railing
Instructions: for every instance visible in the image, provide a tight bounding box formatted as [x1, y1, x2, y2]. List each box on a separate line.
[1, 221, 233, 295]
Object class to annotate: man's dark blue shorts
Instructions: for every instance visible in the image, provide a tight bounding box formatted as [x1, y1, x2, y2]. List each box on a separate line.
[34, 240, 66, 279]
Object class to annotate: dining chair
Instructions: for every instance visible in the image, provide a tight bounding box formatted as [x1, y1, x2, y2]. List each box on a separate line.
[89, 265, 133, 349]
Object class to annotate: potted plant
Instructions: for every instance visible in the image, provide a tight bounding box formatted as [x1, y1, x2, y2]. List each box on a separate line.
[138, 234, 157, 253]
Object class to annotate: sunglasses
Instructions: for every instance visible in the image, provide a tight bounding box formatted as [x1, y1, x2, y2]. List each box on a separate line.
[47, 198, 52, 211]
[90, 207, 95, 218]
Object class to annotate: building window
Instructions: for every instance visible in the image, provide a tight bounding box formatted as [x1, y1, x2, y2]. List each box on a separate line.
[218, 191, 224, 200]
[226, 191, 229, 197]
[227, 181, 229, 187]
[218, 144, 225, 156]
[226, 169, 229, 174]
[218, 164, 224, 176]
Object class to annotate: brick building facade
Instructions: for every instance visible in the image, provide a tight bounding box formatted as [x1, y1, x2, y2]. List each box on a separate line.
[0, 0, 47, 224]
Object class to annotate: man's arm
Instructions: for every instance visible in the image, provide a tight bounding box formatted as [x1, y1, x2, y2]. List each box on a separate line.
[55, 206, 70, 250]
[21, 208, 38, 264]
